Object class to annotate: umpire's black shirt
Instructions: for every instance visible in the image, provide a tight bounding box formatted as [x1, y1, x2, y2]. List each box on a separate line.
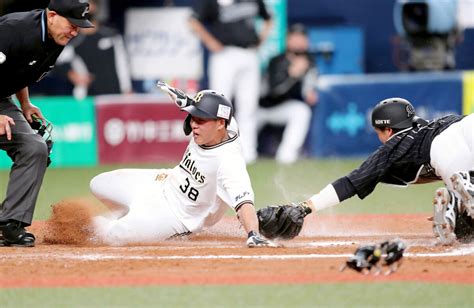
[0, 9, 64, 99]
[333, 115, 465, 201]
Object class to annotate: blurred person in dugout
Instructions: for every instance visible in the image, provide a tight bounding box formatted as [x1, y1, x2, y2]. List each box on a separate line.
[58, 0, 132, 99]
[258, 23, 318, 164]
[189, 0, 273, 164]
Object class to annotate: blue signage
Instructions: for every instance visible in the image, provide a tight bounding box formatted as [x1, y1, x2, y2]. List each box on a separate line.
[308, 72, 463, 157]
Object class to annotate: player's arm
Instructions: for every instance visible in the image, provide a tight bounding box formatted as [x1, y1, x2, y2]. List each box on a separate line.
[257, 0, 273, 44]
[156, 81, 192, 109]
[218, 156, 273, 247]
[306, 183, 342, 212]
[237, 203, 274, 247]
[188, 1, 223, 53]
[16, 87, 44, 122]
[306, 148, 390, 212]
[188, 17, 223, 53]
[258, 19, 273, 45]
[236, 202, 259, 234]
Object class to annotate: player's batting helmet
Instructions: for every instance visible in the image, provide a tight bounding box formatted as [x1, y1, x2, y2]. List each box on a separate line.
[182, 90, 233, 135]
[371, 97, 416, 130]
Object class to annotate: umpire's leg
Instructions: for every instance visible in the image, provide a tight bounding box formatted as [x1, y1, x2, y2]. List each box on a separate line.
[0, 97, 48, 227]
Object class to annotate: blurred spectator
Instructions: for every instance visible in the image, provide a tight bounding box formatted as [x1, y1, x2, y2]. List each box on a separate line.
[258, 24, 318, 164]
[189, 0, 273, 164]
[58, 0, 132, 98]
[393, 0, 462, 71]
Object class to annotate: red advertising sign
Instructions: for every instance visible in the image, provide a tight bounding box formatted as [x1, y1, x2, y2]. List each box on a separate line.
[96, 95, 189, 164]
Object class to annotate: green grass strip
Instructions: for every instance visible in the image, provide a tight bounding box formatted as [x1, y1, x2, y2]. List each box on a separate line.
[1, 282, 473, 307]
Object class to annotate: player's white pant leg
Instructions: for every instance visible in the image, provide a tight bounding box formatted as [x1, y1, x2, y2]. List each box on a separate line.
[275, 101, 312, 164]
[90, 169, 164, 210]
[209, 47, 236, 101]
[234, 48, 260, 163]
[430, 114, 474, 190]
[257, 100, 312, 163]
[93, 180, 189, 245]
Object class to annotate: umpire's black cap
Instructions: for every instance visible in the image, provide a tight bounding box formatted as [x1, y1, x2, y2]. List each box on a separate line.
[371, 97, 416, 129]
[48, 0, 94, 28]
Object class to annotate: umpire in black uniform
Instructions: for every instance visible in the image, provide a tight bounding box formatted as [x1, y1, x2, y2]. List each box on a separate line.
[0, 0, 93, 247]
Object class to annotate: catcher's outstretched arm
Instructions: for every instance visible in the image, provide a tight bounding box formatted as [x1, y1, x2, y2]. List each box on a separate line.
[307, 184, 341, 212]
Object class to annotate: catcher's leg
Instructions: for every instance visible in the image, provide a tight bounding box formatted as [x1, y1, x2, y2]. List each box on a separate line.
[432, 187, 458, 245]
[451, 171, 474, 218]
[451, 171, 474, 243]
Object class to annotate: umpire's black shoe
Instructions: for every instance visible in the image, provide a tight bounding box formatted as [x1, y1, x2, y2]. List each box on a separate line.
[0, 221, 35, 247]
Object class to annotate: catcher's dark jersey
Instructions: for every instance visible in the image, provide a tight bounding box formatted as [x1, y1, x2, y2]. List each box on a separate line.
[0, 10, 64, 99]
[333, 115, 465, 201]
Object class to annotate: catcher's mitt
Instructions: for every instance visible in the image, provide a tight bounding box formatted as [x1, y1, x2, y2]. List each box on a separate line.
[257, 203, 312, 240]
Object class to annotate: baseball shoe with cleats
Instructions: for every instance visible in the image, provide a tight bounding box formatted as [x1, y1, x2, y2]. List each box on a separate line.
[0, 221, 35, 247]
[432, 187, 458, 245]
[451, 171, 474, 219]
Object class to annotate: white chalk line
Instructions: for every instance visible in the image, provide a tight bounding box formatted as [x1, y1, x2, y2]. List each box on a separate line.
[1, 246, 473, 261]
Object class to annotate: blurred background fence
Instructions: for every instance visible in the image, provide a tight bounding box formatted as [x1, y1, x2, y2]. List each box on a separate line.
[0, 0, 472, 168]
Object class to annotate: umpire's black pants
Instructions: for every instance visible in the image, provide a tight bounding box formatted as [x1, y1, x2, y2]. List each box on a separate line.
[0, 97, 48, 227]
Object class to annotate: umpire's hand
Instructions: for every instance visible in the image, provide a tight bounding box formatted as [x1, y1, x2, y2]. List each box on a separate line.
[0, 115, 15, 140]
[21, 102, 44, 123]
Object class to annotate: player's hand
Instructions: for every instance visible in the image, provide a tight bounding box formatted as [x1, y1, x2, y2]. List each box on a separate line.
[156, 81, 193, 109]
[288, 56, 310, 78]
[0, 115, 15, 140]
[246, 231, 277, 248]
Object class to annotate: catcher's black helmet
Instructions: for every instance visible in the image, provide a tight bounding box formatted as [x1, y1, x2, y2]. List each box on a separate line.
[182, 90, 233, 135]
[371, 97, 416, 130]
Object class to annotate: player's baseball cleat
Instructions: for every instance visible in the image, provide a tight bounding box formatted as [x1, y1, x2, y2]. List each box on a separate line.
[451, 171, 474, 218]
[432, 187, 457, 245]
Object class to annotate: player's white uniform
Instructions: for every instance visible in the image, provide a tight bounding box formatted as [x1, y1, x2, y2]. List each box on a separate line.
[90, 123, 254, 245]
[430, 113, 474, 190]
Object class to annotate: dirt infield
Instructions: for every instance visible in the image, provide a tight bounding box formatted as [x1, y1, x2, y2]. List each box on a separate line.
[1, 214, 473, 288]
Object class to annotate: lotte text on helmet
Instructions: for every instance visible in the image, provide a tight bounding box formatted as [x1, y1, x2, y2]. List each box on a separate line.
[371, 98, 416, 130]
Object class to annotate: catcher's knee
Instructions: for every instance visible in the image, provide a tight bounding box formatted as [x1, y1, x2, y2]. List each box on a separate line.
[454, 211, 474, 243]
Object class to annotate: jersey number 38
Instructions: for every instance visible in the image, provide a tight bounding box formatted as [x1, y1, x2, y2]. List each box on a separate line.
[179, 178, 200, 201]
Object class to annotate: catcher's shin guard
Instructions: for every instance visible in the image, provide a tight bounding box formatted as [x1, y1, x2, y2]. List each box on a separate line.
[432, 187, 457, 245]
[451, 171, 474, 219]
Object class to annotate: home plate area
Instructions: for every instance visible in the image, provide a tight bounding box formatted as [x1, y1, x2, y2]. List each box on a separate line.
[0, 214, 472, 288]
